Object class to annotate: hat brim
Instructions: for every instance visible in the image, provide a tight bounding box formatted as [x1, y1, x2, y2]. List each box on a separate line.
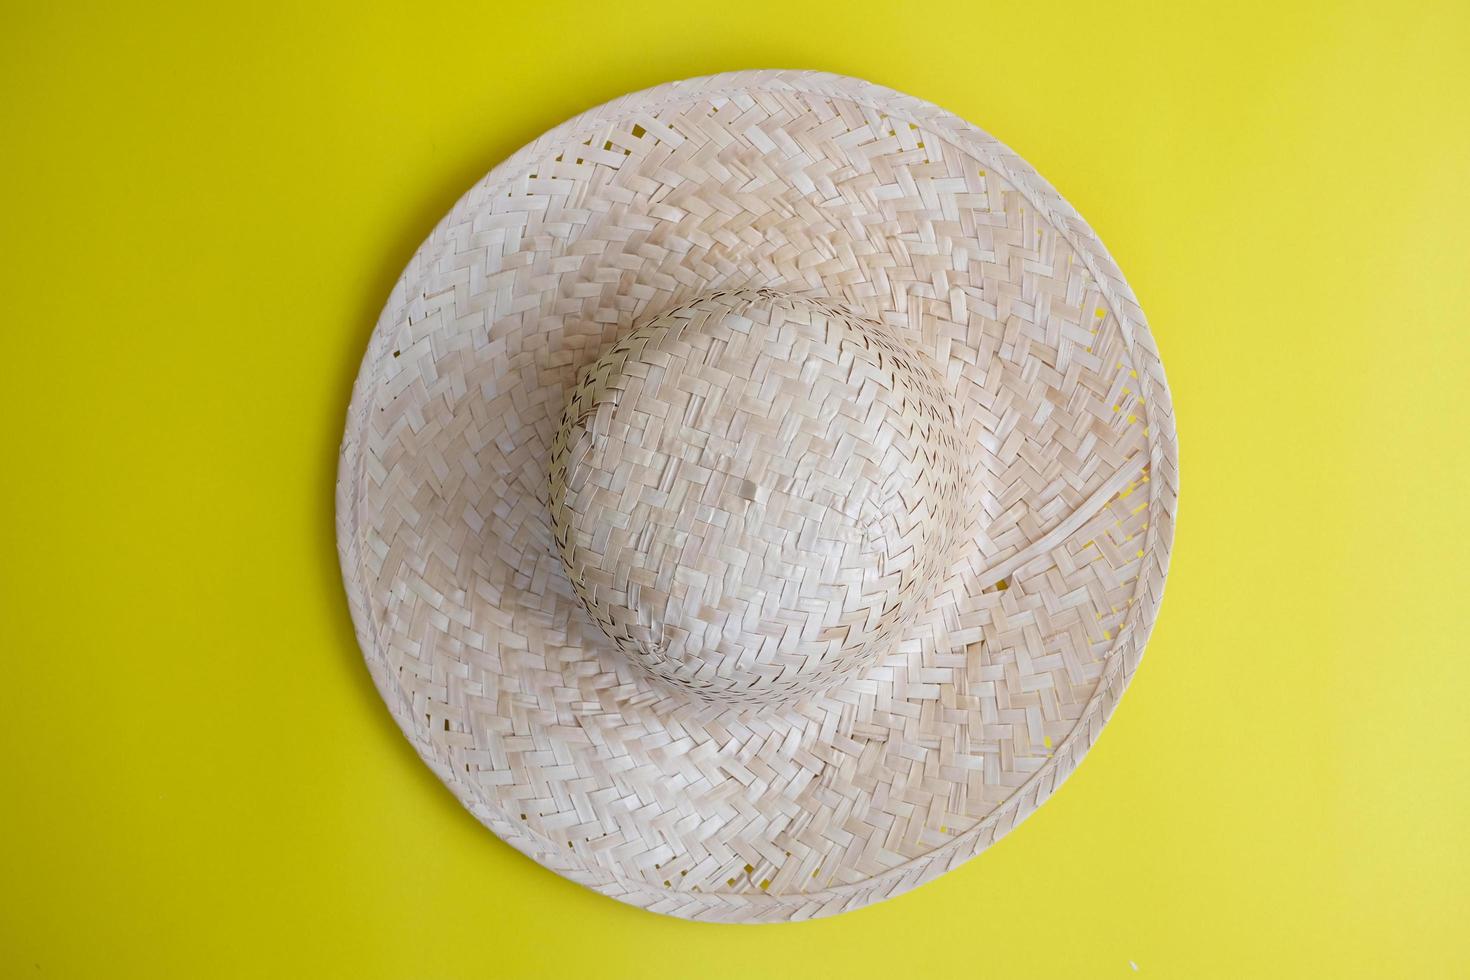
[337, 70, 1177, 922]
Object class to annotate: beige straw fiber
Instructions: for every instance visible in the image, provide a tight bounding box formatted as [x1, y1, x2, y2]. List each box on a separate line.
[336, 69, 1178, 922]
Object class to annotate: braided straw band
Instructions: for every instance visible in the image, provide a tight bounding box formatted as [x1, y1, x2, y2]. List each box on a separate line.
[549, 288, 963, 706]
[337, 70, 1178, 922]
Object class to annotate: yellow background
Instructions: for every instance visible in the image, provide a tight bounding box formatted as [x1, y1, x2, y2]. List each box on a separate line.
[3, 0, 1468, 975]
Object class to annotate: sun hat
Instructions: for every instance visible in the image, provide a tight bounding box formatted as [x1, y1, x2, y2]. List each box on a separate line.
[336, 69, 1177, 922]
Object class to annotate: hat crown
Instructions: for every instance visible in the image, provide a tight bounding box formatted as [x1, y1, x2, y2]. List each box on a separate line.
[549, 288, 964, 706]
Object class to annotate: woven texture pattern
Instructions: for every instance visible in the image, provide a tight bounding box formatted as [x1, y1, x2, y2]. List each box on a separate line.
[337, 70, 1178, 922]
[549, 288, 963, 705]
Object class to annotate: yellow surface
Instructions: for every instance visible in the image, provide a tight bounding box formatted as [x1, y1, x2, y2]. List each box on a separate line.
[3, 0, 1468, 975]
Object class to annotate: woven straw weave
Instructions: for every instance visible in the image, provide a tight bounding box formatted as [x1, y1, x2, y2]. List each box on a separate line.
[337, 70, 1177, 922]
[549, 287, 964, 706]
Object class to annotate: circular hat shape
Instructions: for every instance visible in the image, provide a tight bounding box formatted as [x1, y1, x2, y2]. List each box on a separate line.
[549, 288, 963, 706]
[337, 71, 1177, 922]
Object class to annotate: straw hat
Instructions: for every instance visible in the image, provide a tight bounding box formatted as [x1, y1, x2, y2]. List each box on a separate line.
[337, 70, 1177, 922]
